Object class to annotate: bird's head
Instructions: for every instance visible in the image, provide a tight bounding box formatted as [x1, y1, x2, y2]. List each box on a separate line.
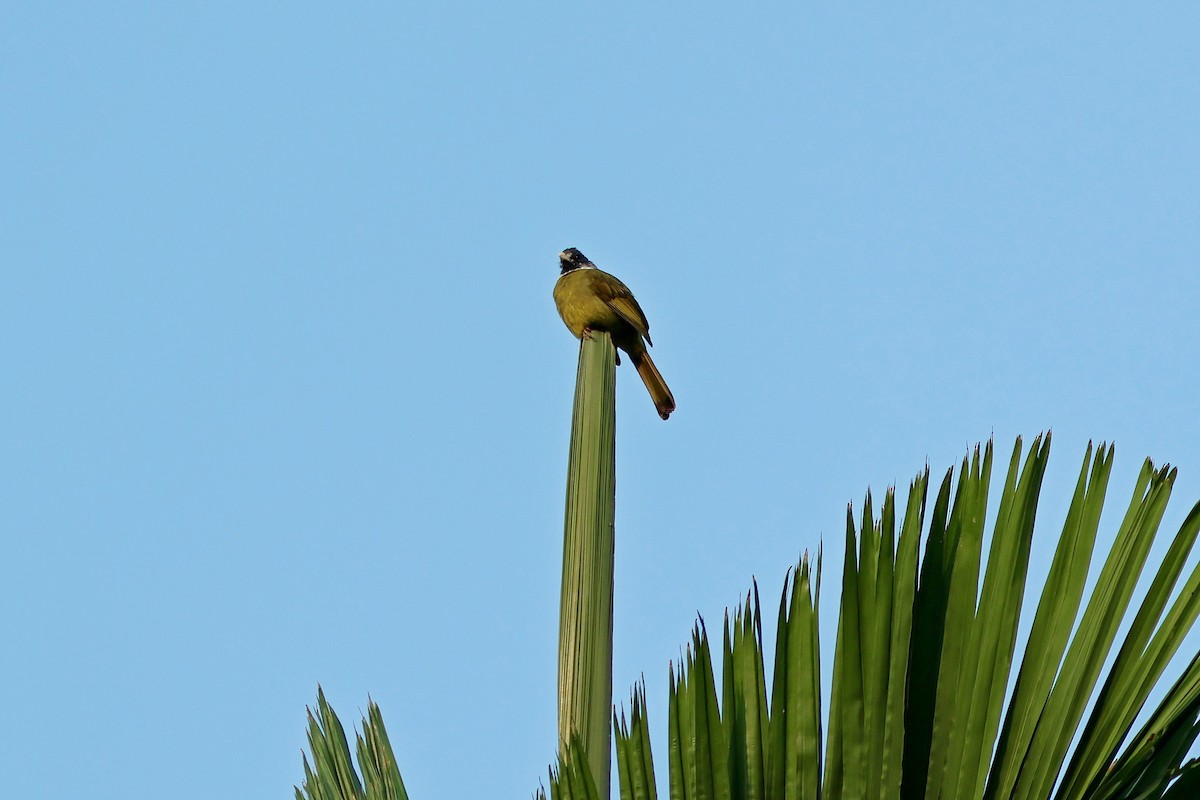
[558, 247, 593, 274]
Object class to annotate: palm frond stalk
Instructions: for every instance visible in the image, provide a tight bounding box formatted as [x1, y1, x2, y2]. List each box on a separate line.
[558, 332, 618, 798]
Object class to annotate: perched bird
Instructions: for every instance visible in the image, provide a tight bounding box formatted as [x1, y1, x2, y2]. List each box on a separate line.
[553, 247, 676, 420]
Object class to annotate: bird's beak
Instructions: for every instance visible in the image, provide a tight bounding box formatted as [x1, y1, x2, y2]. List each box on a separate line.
[558, 251, 570, 263]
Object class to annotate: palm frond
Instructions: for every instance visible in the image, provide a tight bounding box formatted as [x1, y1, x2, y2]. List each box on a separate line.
[614, 683, 658, 800]
[538, 734, 604, 800]
[295, 687, 408, 800]
[609, 436, 1200, 800]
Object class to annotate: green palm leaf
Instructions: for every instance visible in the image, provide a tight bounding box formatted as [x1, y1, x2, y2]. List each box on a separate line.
[611, 435, 1200, 800]
[294, 687, 408, 800]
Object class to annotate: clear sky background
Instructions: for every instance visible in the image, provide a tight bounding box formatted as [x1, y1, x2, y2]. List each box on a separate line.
[4, 4, 1199, 798]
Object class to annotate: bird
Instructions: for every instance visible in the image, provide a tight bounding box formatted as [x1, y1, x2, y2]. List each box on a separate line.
[553, 247, 676, 420]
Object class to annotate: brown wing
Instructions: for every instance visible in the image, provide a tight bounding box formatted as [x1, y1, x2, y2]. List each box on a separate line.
[589, 269, 654, 345]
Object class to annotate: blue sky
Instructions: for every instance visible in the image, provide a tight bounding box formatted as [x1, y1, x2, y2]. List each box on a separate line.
[3, 4, 1200, 798]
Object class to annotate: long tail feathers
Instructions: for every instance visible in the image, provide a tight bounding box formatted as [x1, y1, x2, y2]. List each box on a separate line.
[632, 351, 676, 420]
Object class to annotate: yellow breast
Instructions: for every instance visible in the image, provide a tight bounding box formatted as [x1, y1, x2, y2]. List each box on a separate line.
[553, 269, 626, 338]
